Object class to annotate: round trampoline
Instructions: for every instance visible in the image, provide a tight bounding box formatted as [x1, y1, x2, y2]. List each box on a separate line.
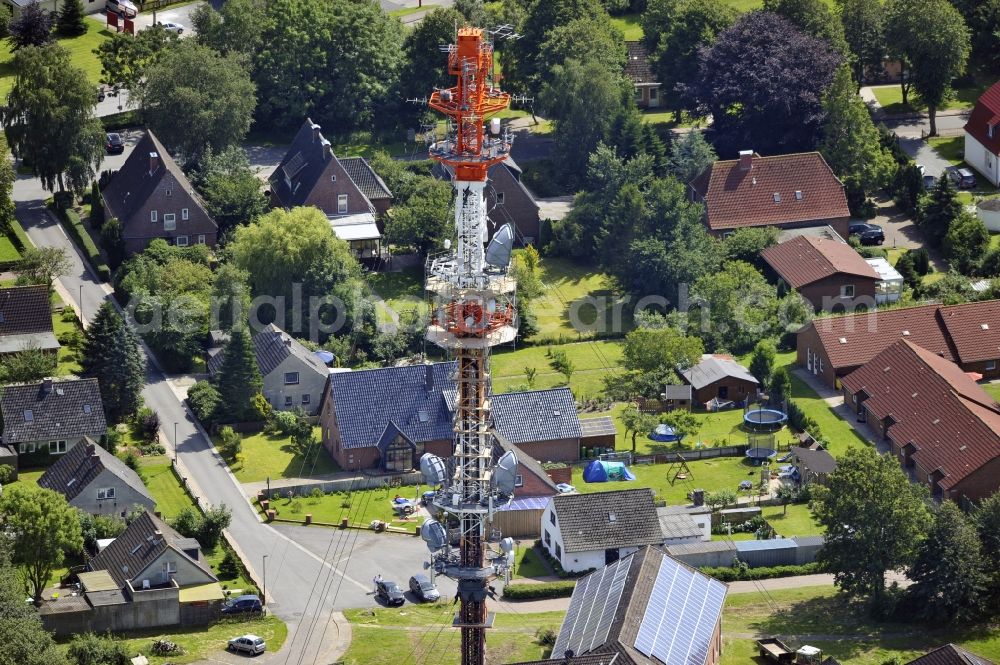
[745, 447, 777, 465]
[744, 408, 788, 433]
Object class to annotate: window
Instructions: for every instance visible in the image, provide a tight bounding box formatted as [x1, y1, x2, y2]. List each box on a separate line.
[162, 561, 177, 573]
[634, 89, 642, 102]
[181, 208, 189, 220]
[338, 194, 348, 214]
[543, 530, 551, 546]
[549, 511, 556, 526]
[284, 396, 293, 407]
[18, 442, 36, 454]
[150, 210, 158, 223]
[301, 394, 311, 405]
[284, 372, 300, 385]
[649, 87, 658, 100]
[987, 360, 997, 371]
[97, 487, 116, 500]
[49, 440, 67, 454]
[841, 284, 855, 298]
[163, 213, 176, 230]
[555, 543, 562, 559]
[165, 188, 172, 197]
[514, 474, 523, 487]
[175, 235, 189, 247]
[197, 235, 206, 245]
[772, 193, 781, 203]
[330, 174, 337, 182]
[496, 192, 505, 205]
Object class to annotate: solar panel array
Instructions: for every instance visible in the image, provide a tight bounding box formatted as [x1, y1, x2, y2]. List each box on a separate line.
[552, 554, 632, 658]
[633, 556, 727, 665]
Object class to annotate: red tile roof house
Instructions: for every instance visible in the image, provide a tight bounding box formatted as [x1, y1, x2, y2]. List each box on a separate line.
[761, 236, 882, 312]
[690, 151, 852, 239]
[101, 131, 218, 256]
[796, 299, 1000, 388]
[963, 80, 1000, 188]
[841, 339, 1000, 503]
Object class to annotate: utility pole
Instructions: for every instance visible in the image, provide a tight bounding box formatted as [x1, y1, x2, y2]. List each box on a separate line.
[416, 26, 520, 665]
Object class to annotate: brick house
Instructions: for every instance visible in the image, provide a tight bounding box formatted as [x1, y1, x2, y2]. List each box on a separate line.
[680, 354, 759, 406]
[102, 131, 217, 255]
[761, 236, 882, 312]
[510, 546, 726, 665]
[269, 118, 391, 261]
[625, 41, 662, 109]
[434, 157, 540, 245]
[841, 339, 1000, 503]
[690, 151, 852, 239]
[0, 285, 59, 358]
[39, 438, 154, 516]
[796, 299, 1000, 388]
[317, 362, 591, 471]
[489, 434, 559, 538]
[963, 80, 1000, 188]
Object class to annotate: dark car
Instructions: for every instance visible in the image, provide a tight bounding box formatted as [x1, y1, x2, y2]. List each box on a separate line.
[850, 222, 884, 245]
[221, 594, 263, 615]
[848, 222, 871, 236]
[947, 166, 977, 189]
[923, 174, 937, 190]
[105, 133, 124, 154]
[376, 580, 405, 606]
[408, 574, 440, 602]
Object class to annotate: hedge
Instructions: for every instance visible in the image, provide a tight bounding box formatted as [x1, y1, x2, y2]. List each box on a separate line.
[503, 580, 576, 600]
[7, 217, 32, 252]
[50, 203, 111, 281]
[698, 562, 823, 582]
[101, 110, 141, 131]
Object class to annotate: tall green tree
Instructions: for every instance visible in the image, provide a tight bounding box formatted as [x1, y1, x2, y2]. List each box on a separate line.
[748, 338, 776, 386]
[0, 134, 15, 235]
[0, 485, 83, 603]
[763, 0, 848, 52]
[215, 325, 263, 423]
[647, 0, 737, 122]
[815, 447, 929, 610]
[917, 174, 962, 248]
[80, 301, 146, 424]
[95, 25, 177, 93]
[192, 147, 267, 237]
[974, 491, 1000, 604]
[820, 65, 895, 196]
[537, 16, 627, 92]
[620, 404, 660, 451]
[0, 540, 66, 665]
[618, 325, 704, 397]
[907, 501, 988, 622]
[139, 40, 255, 162]
[191, 0, 264, 65]
[0, 344, 57, 383]
[384, 178, 454, 254]
[886, 0, 970, 134]
[212, 263, 252, 332]
[7, 2, 52, 50]
[943, 211, 989, 275]
[399, 7, 467, 123]
[55, 0, 86, 36]
[508, 0, 604, 91]
[690, 261, 780, 353]
[16, 246, 71, 293]
[838, 0, 886, 88]
[3, 44, 104, 195]
[667, 130, 717, 184]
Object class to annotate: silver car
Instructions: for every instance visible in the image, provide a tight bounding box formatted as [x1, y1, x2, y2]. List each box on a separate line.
[228, 634, 266, 656]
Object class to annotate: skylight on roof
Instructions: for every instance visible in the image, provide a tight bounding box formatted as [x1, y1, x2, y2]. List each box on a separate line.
[839, 337, 847, 344]
[608, 512, 617, 522]
[418, 409, 428, 423]
[67, 478, 76, 487]
[773, 193, 781, 203]
[83, 404, 92, 414]
[130, 544, 142, 554]
[282, 152, 307, 179]
[982, 323, 990, 330]
[0, 312, 5, 323]
[553, 409, 561, 417]
[902, 330, 910, 336]
[795, 190, 803, 200]
[23, 409, 33, 422]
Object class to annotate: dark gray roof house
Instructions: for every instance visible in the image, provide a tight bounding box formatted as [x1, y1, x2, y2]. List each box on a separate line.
[680, 353, 760, 405]
[208, 324, 329, 415]
[101, 130, 218, 255]
[88, 510, 217, 590]
[0, 285, 59, 356]
[906, 645, 995, 665]
[340, 157, 392, 212]
[1, 378, 106, 455]
[792, 445, 837, 486]
[509, 547, 726, 665]
[39, 438, 154, 516]
[548, 489, 664, 555]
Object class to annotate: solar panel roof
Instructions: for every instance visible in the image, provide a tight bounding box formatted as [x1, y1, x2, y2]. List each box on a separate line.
[553, 553, 632, 658]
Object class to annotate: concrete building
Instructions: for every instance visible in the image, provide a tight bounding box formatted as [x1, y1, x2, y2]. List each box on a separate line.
[963, 80, 1000, 188]
[39, 438, 154, 516]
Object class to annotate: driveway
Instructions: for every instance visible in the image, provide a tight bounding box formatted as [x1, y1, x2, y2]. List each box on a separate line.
[88, 1, 204, 34]
[897, 136, 954, 181]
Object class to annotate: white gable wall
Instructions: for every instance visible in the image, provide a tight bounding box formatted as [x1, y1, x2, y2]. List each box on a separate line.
[965, 132, 1000, 187]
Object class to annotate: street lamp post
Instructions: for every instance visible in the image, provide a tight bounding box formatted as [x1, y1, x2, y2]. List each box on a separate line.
[262, 555, 268, 609]
[173, 422, 178, 449]
[79, 284, 83, 322]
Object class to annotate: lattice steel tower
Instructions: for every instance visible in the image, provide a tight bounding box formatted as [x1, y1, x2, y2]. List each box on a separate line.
[417, 26, 519, 665]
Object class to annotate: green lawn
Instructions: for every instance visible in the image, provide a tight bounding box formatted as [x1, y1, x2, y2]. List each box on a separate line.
[263, 484, 427, 529]
[512, 543, 550, 580]
[100, 616, 287, 665]
[389, 5, 429, 18]
[140, 455, 198, 519]
[0, 21, 112, 98]
[368, 266, 428, 327]
[571, 457, 767, 505]
[491, 340, 624, 399]
[982, 382, 1000, 402]
[761, 503, 823, 537]
[220, 427, 340, 483]
[0, 235, 20, 262]
[871, 82, 984, 115]
[54, 309, 83, 377]
[610, 13, 643, 40]
[342, 605, 563, 665]
[530, 257, 623, 342]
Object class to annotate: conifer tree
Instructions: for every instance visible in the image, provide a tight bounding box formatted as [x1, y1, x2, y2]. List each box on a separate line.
[81, 301, 146, 424]
[56, 0, 87, 36]
[215, 325, 263, 422]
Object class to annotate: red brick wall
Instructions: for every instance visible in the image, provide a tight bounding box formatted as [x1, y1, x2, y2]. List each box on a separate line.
[487, 165, 539, 245]
[796, 324, 840, 387]
[517, 462, 556, 496]
[963, 359, 1000, 381]
[113, 178, 218, 257]
[545, 466, 572, 485]
[513, 438, 579, 463]
[797, 276, 879, 313]
[707, 216, 851, 239]
[691, 378, 758, 405]
[953, 456, 1000, 502]
[301, 154, 372, 217]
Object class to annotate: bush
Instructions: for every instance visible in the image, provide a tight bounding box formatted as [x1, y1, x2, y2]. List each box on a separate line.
[0, 464, 13, 484]
[119, 449, 139, 472]
[188, 380, 222, 428]
[100, 218, 124, 270]
[134, 407, 160, 443]
[199, 504, 232, 549]
[172, 507, 201, 539]
[67, 633, 130, 665]
[699, 561, 823, 582]
[535, 627, 557, 647]
[51, 203, 111, 281]
[218, 548, 242, 579]
[218, 426, 242, 461]
[90, 182, 104, 226]
[503, 580, 577, 599]
[269, 410, 299, 434]
[150, 640, 182, 657]
[6, 217, 31, 252]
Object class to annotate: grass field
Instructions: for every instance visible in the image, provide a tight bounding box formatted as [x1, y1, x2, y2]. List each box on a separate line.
[54, 309, 83, 377]
[610, 13, 643, 40]
[512, 543, 550, 579]
[491, 340, 624, 398]
[219, 427, 340, 483]
[99, 616, 287, 665]
[871, 83, 983, 115]
[264, 484, 427, 529]
[342, 605, 563, 665]
[0, 21, 112, 98]
[928, 136, 999, 194]
[530, 257, 622, 342]
[0, 235, 20, 262]
[983, 382, 1000, 401]
[761, 503, 823, 537]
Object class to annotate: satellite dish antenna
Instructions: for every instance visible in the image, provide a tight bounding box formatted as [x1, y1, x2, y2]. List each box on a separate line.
[500, 537, 514, 553]
[420, 520, 448, 552]
[420, 453, 447, 486]
[492, 450, 519, 495]
[485, 223, 514, 269]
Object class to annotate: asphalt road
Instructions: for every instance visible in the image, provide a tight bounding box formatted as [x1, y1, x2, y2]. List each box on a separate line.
[881, 111, 970, 139]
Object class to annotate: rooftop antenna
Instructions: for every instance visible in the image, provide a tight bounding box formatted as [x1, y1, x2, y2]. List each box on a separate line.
[418, 25, 518, 665]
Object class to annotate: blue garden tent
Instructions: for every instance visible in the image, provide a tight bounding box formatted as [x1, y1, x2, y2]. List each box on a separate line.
[583, 460, 636, 483]
[649, 424, 682, 442]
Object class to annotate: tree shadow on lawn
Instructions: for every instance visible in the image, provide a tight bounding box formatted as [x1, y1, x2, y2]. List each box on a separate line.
[559, 289, 630, 335]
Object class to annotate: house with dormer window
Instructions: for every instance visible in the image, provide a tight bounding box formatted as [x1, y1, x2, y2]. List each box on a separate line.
[964, 80, 1000, 188]
[101, 130, 218, 255]
[38, 438, 154, 516]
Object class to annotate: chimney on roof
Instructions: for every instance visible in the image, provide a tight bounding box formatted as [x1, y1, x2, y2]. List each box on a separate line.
[283, 336, 292, 347]
[41, 377, 53, 394]
[321, 138, 333, 160]
[85, 442, 96, 456]
[149, 152, 159, 174]
[425, 363, 434, 393]
[312, 123, 322, 142]
[738, 150, 753, 171]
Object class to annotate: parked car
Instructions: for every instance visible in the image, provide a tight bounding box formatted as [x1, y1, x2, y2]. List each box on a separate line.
[227, 635, 266, 656]
[105, 0, 137, 17]
[923, 174, 937, 190]
[376, 580, 405, 606]
[947, 166, 977, 189]
[850, 223, 884, 245]
[408, 574, 440, 602]
[221, 594, 263, 615]
[421, 490, 437, 506]
[555, 483, 576, 493]
[738, 480, 753, 491]
[157, 21, 184, 33]
[105, 133, 124, 154]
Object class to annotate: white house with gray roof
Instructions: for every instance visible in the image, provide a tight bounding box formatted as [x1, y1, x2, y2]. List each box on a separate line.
[39, 438, 154, 516]
[208, 324, 329, 415]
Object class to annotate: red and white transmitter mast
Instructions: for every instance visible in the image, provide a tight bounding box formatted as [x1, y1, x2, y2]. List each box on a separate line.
[417, 26, 520, 665]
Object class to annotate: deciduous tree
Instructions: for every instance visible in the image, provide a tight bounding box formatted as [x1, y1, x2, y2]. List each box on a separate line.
[4, 44, 104, 194]
[15, 246, 71, 292]
[215, 326, 264, 423]
[508, 0, 604, 91]
[384, 178, 454, 254]
[944, 211, 989, 275]
[80, 301, 146, 424]
[95, 25, 177, 94]
[192, 147, 267, 238]
[7, 2, 52, 50]
[0, 343, 57, 383]
[0, 540, 66, 665]
[399, 8, 467, 123]
[191, 0, 263, 64]
[690, 260, 780, 353]
[763, 0, 847, 52]
[621, 404, 659, 451]
[815, 447, 929, 611]
[0, 485, 83, 603]
[838, 0, 886, 88]
[537, 16, 627, 92]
